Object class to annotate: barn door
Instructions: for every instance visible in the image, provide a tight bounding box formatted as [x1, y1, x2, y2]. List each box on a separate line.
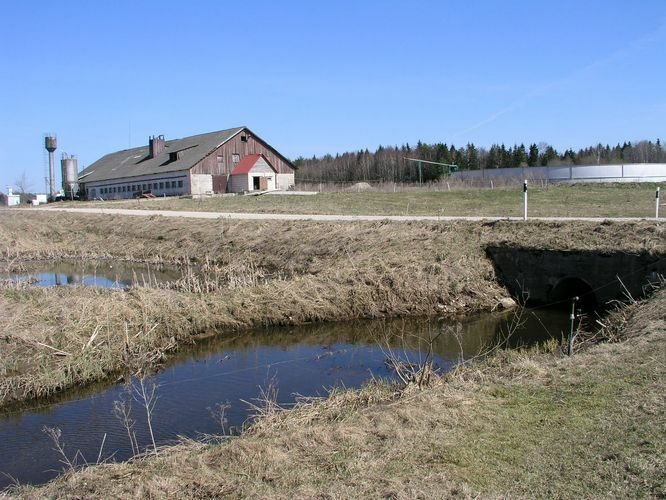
[212, 175, 227, 193]
[259, 177, 268, 190]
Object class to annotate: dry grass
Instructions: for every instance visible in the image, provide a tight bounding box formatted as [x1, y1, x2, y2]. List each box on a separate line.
[0, 212, 664, 409]
[14, 289, 666, 499]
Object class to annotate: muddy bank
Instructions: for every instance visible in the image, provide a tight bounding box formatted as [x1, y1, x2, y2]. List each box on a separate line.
[0, 212, 664, 408]
[13, 288, 666, 498]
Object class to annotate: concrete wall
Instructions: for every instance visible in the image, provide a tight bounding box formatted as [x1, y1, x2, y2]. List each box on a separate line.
[276, 173, 295, 190]
[190, 174, 213, 195]
[487, 246, 666, 305]
[452, 163, 666, 184]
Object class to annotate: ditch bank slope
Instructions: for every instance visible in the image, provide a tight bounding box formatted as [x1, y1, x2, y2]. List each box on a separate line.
[0, 212, 664, 408]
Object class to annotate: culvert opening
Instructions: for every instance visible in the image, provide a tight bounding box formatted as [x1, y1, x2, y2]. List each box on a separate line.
[549, 277, 597, 310]
[486, 245, 665, 310]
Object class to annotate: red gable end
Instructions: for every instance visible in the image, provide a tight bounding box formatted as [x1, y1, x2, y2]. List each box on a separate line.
[231, 154, 265, 175]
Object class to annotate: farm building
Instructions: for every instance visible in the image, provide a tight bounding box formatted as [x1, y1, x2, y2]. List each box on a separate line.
[5, 187, 20, 207]
[78, 127, 295, 199]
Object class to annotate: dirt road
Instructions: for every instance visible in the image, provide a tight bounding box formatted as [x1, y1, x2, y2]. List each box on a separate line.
[28, 206, 665, 222]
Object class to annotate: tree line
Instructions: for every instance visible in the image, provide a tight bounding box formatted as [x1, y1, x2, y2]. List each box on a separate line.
[293, 139, 665, 183]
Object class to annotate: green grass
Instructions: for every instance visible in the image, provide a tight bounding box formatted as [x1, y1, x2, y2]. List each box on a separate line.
[445, 352, 665, 497]
[79, 183, 663, 218]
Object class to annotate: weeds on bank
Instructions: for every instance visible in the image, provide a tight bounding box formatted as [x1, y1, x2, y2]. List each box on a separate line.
[41, 426, 113, 476]
[207, 402, 232, 436]
[109, 375, 160, 457]
[241, 375, 282, 429]
[160, 257, 288, 293]
[378, 321, 449, 390]
[377, 294, 532, 392]
[567, 274, 665, 354]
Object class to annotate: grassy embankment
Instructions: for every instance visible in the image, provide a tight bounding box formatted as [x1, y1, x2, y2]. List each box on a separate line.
[59, 182, 664, 218]
[15, 287, 666, 498]
[0, 211, 664, 410]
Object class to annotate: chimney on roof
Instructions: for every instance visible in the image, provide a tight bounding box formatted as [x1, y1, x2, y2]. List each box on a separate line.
[149, 135, 166, 158]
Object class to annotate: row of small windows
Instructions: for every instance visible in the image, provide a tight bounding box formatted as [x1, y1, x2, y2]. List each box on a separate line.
[99, 180, 184, 195]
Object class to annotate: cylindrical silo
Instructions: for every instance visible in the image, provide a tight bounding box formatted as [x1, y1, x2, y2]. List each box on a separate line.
[61, 153, 79, 199]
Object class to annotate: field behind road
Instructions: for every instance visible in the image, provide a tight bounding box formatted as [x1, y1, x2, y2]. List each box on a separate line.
[60, 183, 664, 218]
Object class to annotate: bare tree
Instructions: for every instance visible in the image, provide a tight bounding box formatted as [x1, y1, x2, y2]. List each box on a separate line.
[14, 172, 32, 195]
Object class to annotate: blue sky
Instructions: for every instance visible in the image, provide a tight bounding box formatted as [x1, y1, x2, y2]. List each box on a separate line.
[1, 0, 665, 193]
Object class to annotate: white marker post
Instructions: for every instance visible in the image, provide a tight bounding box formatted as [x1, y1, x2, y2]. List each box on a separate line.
[657, 187, 661, 219]
[523, 179, 528, 221]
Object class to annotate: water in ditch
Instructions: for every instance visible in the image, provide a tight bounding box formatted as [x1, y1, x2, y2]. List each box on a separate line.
[1, 261, 183, 289]
[0, 308, 573, 490]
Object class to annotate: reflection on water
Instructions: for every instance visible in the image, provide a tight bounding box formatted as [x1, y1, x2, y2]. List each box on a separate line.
[2, 261, 183, 289]
[0, 308, 571, 489]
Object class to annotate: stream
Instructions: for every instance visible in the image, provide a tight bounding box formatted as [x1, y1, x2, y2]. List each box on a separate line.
[0, 308, 572, 489]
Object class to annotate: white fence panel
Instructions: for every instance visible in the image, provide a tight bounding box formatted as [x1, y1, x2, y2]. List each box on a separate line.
[450, 163, 666, 183]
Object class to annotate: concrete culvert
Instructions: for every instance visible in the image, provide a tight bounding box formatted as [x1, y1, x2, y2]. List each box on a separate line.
[549, 277, 597, 309]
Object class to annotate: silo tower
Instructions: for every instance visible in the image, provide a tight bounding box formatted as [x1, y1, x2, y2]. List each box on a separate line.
[44, 135, 57, 198]
[60, 153, 79, 200]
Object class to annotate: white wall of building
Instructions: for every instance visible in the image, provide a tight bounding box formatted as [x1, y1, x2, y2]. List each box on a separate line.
[83, 173, 190, 200]
[230, 172, 276, 193]
[81, 163, 296, 200]
[190, 174, 214, 195]
[5, 187, 20, 206]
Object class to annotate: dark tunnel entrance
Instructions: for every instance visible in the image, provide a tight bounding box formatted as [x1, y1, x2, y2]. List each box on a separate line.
[548, 277, 597, 310]
[486, 245, 666, 311]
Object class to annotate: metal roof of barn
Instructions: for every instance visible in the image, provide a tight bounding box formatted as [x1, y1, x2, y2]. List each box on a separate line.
[78, 127, 246, 183]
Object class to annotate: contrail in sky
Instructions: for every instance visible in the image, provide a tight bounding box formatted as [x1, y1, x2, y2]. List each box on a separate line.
[451, 20, 666, 139]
